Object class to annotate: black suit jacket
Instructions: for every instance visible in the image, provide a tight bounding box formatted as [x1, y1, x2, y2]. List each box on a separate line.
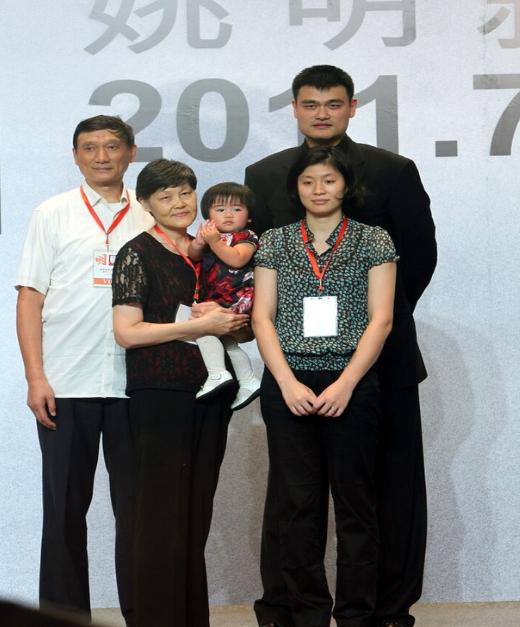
[245, 135, 437, 388]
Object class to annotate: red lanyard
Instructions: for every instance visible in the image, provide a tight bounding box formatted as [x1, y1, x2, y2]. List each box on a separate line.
[300, 217, 349, 292]
[80, 186, 130, 249]
[153, 224, 201, 301]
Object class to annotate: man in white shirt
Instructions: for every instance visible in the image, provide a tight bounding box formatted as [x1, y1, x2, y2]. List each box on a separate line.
[15, 115, 153, 626]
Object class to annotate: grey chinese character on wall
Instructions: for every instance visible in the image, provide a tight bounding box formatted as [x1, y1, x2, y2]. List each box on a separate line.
[479, 0, 520, 48]
[86, 0, 231, 53]
[289, 0, 416, 49]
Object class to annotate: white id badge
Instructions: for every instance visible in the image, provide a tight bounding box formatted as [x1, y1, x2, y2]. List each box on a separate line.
[175, 303, 196, 344]
[93, 250, 117, 287]
[303, 296, 338, 337]
[175, 303, 192, 322]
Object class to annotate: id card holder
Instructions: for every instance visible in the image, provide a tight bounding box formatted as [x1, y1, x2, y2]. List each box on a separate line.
[93, 249, 117, 287]
[175, 303, 197, 344]
[303, 296, 338, 337]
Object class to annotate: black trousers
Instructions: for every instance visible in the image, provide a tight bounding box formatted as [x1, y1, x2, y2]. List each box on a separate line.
[37, 398, 135, 625]
[254, 383, 426, 627]
[129, 387, 234, 627]
[259, 369, 380, 627]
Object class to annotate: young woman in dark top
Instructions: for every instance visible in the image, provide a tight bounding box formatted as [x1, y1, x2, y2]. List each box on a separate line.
[112, 159, 248, 627]
[252, 146, 397, 627]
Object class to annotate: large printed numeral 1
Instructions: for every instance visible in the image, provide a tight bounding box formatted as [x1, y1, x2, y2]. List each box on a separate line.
[268, 75, 399, 153]
[356, 76, 399, 154]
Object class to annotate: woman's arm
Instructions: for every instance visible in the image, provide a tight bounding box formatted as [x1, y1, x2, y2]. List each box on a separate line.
[201, 221, 256, 269]
[113, 302, 249, 349]
[252, 266, 317, 415]
[315, 261, 396, 417]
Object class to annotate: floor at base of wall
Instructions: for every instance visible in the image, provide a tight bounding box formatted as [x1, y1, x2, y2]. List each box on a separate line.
[93, 602, 520, 626]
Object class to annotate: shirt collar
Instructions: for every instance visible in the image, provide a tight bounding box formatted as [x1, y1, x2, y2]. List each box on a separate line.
[301, 134, 351, 153]
[82, 181, 129, 207]
[302, 218, 345, 246]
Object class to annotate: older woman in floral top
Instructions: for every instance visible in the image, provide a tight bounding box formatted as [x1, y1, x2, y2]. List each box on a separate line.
[252, 146, 397, 627]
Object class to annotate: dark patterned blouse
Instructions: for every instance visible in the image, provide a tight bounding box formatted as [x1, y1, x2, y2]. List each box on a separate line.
[112, 232, 207, 393]
[254, 218, 397, 370]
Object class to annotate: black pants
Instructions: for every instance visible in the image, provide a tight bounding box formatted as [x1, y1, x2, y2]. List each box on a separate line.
[37, 398, 135, 625]
[254, 383, 426, 627]
[259, 369, 380, 627]
[130, 387, 233, 627]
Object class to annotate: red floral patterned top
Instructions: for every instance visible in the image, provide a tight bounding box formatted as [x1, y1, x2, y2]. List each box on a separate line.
[200, 229, 259, 314]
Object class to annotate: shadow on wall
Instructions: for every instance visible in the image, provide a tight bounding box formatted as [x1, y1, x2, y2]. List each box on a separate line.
[186, 312, 510, 605]
[418, 317, 507, 602]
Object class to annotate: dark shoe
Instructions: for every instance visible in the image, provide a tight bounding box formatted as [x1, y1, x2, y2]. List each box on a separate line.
[380, 622, 405, 627]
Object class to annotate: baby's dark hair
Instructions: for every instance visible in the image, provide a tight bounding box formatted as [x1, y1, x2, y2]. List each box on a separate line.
[200, 182, 255, 220]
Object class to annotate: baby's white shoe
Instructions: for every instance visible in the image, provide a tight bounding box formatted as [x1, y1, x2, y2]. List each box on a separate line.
[196, 370, 234, 400]
[231, 376, 261, 411]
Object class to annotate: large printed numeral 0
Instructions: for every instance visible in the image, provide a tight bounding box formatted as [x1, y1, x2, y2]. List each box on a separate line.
[177, 79, 249, 162]
[89, 80, 163, 162]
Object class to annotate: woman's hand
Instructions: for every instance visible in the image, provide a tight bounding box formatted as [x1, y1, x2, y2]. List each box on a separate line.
[190, 301, 219, 318]
[279, 379, 317, 416]
[196, 304, 249, 337]
[314, 379, 354, 418]
[114, 302, 248, 348]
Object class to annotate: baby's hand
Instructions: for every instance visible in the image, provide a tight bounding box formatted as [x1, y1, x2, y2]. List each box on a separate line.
[200, 220, 221, 245]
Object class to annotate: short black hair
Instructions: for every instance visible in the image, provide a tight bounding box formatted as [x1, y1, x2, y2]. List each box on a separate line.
[286, 146, 364, 215]
[292, 65, 355, 101]
[200, 182, 255, 220]
[136, 159, 197, 201]
[73, 115, 135, 149]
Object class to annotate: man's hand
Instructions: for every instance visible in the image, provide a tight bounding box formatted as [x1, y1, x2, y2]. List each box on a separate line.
[27, 377, 57, 429]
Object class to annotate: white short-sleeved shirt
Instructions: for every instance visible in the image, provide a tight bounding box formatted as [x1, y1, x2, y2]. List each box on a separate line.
[15, 182, 154, 398]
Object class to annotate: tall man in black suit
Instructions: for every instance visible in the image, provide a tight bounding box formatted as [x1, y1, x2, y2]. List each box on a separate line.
[245, 65, 436, 627]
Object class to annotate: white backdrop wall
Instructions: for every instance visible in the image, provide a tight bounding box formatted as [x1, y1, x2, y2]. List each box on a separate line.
[1, 0, 519, 609]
